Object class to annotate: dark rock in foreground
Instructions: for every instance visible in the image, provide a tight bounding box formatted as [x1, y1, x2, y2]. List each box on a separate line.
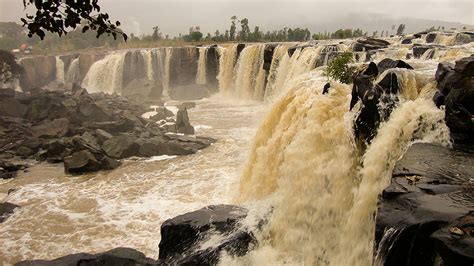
[375, 143, 474, 266]
[16, 248, 159, 266]
[0, 202, 20, 223]
[0, 86, 213, 176]
[159, 205, 257, 265]
[434, 55, 474, 147]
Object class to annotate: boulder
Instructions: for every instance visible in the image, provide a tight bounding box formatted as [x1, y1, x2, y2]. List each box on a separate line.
[64, 150, 120, 174]
[16, 247, 158, 266]
[401, 36, 416, 44]
[159, 205, 256, 264]
[30, 118, 70, 138]
[176, 107, 195, 135]
[375, 143, 474, 266]
[95, 129, 114, 144]
[412, 44, 438, 59]
[434, 55, 474, 146]
[37, 140, 68, 163]
[353, 38, 390, 52]
[0, 161, 27, 179]
[149, 107, 174, 122]
[0, 202, 20, 223]
[425, 32, 438, 43]
[377, 58, 413, 74]
[102, 135, 140, 159]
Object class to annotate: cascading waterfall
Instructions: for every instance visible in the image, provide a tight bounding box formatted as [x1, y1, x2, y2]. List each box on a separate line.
[162, 47, 173, 96]
[217, 44, 238, 94]
[420, 48, 438, 60]
[81, 52, 126, 94]
[267, 46, 323, 99]
[264, 44, 290, 100]
[233, 44, 266, 100]
[65, 58, 80, 85]
[55, 56, 65, 84]
[196, 47, 208, 85]
[233, 69, 450, 265]
[141, 49, 155, 81]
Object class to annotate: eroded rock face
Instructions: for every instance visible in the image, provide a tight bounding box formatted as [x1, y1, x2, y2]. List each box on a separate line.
[434, 55, 474, 147]
[353, 38, 390, 52]
[15, 248, 158, 266]
[176, 107, 194, 135]
[159, 205, 257, 265]
[19, 56, 56, 91]
[377, 58, 413, 74]
[375, 143, 474, 266]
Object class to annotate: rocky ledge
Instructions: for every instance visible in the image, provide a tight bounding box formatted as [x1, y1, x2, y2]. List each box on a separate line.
[375, 143, 474, 266]
[0, 85, 215, 176]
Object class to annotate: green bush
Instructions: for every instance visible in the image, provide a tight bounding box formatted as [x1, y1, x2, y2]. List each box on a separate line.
[324, 52, 356, 84]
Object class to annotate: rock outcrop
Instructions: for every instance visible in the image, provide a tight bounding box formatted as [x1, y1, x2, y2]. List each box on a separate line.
[433, 55, 474, 147]
[16, 248, 158, 266]
[375, 143, 474, 266]
[0, 86, 213, 175]
[159, 205, 257, 265]
[0, 202, 20, 223]
[352, 38, 390, 52]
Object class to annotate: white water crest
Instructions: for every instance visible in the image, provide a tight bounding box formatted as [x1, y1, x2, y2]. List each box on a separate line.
[196, 47, 208, 85]
[55, 56, 65, 84]
[233, 44, 266, 100]
[217, 44, 238, 94]
[82, 52, 126, 94]
[235, 68, 450, 265]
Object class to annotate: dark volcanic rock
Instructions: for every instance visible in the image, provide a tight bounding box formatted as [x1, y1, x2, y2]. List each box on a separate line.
[102, 135, 140, 159]
[0, 161, 27, 179]
[412, 44, 438, 59]
[0, 202, 20, 223]
[377, 58, 413, 74]
[159, 205, 256, 264]
[16, 247, 158, 266]
[353, 38, 390, 52]
[64, 150, 120, 174]
[176, 107, 194, 135]
[31, 118, 70, 138]
[149, 107, 174, 122]
[434, 55, 474, 146]
[375, 143, 474, 266]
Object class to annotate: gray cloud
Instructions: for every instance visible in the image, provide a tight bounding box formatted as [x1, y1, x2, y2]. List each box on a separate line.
[1, 0, 472, 36]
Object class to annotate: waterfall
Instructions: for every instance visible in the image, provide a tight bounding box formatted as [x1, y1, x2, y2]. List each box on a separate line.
[81, 52, 125, 94]
[420, 48, 438, 60]
[55, 56, 65, 84]
[267, 46, 323, 99]
[65, 58, 80, 85]
[141, 49, 155, 81]
[233, 44, 266, 100]
[264, 44, 290, 100]
[217, 44, 238, 94]
[162, 47, 173, 97]
[234, 70, 450, 265]
[196, 47, 208, 85]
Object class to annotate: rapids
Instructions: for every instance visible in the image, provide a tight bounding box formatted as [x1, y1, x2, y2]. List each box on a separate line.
[0, 98, 266, 265]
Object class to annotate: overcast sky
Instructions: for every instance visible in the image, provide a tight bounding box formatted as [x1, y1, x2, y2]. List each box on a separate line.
[1, 0, 472, 36]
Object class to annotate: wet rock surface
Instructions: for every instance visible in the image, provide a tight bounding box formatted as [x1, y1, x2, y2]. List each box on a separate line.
[16, 248, 159, 266]
[0, 202, 20, 223]
[159, 204, 257, 265]
[434, 55, 474, 147]
[375, 143, 474, 266]
[0, 86, 213, 175]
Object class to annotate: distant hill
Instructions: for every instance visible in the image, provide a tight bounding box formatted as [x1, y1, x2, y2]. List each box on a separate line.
[300, 13, 473, 35]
